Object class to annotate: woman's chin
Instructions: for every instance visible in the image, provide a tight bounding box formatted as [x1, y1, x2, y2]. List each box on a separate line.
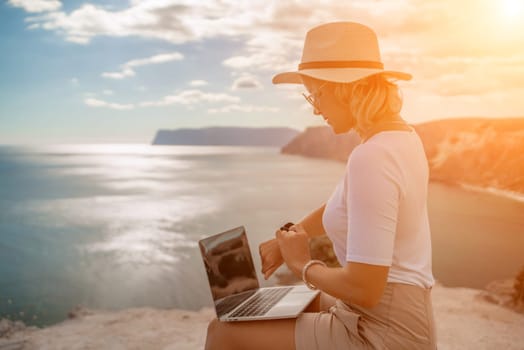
[330, 124, 352, 135]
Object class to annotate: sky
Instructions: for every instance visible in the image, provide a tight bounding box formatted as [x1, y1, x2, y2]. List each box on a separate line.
[1, 0, 524, 144]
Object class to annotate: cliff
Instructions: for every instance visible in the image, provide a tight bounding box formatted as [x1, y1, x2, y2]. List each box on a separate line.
[281, 118, 524, 195]
[281, 126, 361, 162]
[152, 127, 300, 147]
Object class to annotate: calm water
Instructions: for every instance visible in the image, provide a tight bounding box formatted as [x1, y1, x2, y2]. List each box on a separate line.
[0, 144, 523, 327]
[0, 145, 346, 326]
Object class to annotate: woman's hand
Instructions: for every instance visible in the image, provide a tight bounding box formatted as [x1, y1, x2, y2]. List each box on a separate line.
[276, 224, 311, 277]
[259, 238, 284, 280]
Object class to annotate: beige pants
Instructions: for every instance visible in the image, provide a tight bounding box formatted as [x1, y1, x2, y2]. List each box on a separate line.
[295, 282, 437, 350]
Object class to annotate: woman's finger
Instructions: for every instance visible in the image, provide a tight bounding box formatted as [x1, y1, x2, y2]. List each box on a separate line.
[263, 268, 276, 280]
[262, 262, 277, 274]
[289, 223, 304, 234]
[276, 229, 286, 240]
[262, 260, 282, 278]
[263, 265, 281, 280]
[262, 253, 282, 268]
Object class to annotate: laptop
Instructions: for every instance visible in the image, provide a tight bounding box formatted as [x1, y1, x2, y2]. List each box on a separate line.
[199, 226, 319, 322]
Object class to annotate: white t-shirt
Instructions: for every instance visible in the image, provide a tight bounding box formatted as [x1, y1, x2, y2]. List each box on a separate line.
[322, 130, 435, 288]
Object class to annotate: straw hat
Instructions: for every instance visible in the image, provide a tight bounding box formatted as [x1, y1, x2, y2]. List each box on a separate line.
[272, 22, 411, 84]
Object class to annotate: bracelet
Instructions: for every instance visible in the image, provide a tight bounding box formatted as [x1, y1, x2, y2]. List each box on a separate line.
[301, 260, 327, 290]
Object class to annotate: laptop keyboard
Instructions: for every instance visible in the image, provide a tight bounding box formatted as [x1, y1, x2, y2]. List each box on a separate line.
[229, 287, 292, 318]
[216, 290, 256, 316]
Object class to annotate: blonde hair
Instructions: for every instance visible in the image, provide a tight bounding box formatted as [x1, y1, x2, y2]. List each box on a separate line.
[333, 74, 403, 135]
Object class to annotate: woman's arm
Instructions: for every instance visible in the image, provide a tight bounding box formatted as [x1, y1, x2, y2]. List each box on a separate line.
[297, 261, 389, 308]
[297, 204, 326, 238]
[276, 225, 389, 308]
[260, 204, 326, 280]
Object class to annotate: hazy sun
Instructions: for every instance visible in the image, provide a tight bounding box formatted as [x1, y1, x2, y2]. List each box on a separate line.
[501, 0, 523, 20]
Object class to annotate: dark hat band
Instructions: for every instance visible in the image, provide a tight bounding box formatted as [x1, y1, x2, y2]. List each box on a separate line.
[299, 60, 384, 70]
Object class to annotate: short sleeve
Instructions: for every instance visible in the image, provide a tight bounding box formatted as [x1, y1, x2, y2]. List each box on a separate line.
[346, 144, 401, 266]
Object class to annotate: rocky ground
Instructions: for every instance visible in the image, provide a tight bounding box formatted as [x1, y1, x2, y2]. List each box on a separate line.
[1, 282, 523, 350]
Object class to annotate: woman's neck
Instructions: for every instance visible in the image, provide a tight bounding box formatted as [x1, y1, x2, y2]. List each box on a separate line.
[358, 115, 412, 143]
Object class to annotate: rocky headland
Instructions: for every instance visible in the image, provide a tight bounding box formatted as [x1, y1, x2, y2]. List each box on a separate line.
[282, 117, 524, 197]
[152, 127, 299, 147]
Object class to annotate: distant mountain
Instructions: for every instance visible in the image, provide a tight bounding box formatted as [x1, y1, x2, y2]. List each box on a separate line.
[152, 127, 300, 147]
[281, 118, 524, 195]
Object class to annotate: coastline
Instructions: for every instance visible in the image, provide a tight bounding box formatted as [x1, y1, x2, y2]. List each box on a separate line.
[1, 142, 522, 348]
[2, 284, 523, 350]
[458, 182, 524, 203]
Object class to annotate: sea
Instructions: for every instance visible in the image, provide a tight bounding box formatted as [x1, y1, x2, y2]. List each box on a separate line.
[0, 144, 523, 327]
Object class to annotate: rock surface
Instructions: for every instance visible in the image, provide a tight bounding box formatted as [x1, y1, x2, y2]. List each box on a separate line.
[1, 285, 524, 350]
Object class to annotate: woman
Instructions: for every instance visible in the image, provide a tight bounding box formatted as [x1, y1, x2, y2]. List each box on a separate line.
[205, 21, 437, 350]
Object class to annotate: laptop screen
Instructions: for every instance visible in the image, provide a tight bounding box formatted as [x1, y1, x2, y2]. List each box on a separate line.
[199, 226, 260, 317]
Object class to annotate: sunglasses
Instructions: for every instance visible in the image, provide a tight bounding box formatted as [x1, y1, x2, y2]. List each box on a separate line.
[301, 82, 328, 113]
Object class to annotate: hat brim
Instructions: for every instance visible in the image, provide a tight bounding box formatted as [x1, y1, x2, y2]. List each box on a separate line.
[272, 68, 412, 84]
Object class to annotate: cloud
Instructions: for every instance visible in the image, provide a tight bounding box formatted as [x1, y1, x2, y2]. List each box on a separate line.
[84, 98, 134, 110]
[208, 104, 279, 114]
[222, 35, 302, 73]
[403, 55, 524, 96]
[126, 52, 184, 67]
[16, 0, 524, 99]
[231, 74, 262, 90]
[140, 89, 240, 107]
[101, 68, 135, 80]
[102, 52, 183, 79]
[21, 1, 253, 44]
[70, 77, 79, 86]
[189, 80, 209, 87]
[85, 89, 240, 110]
[8, 0, 61, 13]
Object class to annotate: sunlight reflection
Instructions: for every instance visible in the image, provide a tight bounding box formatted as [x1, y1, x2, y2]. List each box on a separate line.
[29, 144, 274, 156]
[83, 228, 194, 265]
[22, 194, 218, 244]
[29, 144, 276, 184]
[50, 154, 187, 180]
